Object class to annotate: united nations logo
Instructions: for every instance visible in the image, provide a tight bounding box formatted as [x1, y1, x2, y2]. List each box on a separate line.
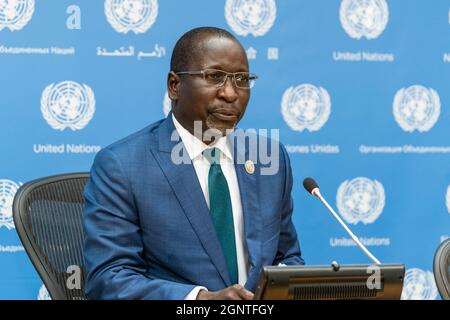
[281, 84, 331, 132]
[163, 91, 171, 117]
[225, 0, 276, 37]
[40, 81, 95, 131]
[393, 85, 440, 133]
[339, 0, 389, 40]
[0, 179, 21, 230]
[401, 268, 438, 300]
[104, 0, 158, 34]
[336, 177, 385, 225]
[0, 0, 34, 31]
[37, 285, 51, 300]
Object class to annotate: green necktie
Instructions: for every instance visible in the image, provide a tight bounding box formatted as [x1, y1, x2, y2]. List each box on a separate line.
[204, 148, 238, 284]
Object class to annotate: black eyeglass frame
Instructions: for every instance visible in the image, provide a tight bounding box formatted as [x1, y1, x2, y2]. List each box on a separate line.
[175, 68, 258, 89]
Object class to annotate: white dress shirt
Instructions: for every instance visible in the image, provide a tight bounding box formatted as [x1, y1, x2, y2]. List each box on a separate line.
[171, 114, 249, 299]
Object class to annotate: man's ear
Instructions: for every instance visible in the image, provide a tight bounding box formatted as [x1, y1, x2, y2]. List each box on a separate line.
[167, 71, 180, 101]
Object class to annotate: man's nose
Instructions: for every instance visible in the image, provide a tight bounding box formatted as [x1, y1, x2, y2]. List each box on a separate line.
[218, 76, 239, 102]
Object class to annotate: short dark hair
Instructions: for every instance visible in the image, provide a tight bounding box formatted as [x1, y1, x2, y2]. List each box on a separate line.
[170, 27, 242, 72]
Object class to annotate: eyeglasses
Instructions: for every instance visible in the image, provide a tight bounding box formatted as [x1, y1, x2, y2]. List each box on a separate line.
[175, 69, 258, 89]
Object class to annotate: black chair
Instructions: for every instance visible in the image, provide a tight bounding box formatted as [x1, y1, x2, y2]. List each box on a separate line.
[433, 239, 450, 300]
[13, 173, 89, 300]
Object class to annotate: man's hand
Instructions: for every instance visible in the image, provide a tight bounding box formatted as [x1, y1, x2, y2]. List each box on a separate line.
[196, 284, 254, 300]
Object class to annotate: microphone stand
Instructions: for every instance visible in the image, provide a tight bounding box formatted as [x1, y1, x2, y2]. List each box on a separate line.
[311, 187, 381, 265]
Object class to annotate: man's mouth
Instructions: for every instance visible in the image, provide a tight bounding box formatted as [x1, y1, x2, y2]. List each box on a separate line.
[210, 109, 239, 122]
[211, 112, 238, 122]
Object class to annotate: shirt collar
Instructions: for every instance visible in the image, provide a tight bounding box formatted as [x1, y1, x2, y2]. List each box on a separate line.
[172, 114, 233, 161]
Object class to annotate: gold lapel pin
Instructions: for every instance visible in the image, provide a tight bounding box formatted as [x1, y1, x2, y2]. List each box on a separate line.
[245, 160, 255, 174]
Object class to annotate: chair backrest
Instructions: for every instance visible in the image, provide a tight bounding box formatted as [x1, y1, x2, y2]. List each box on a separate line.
[13, 173, 89, 300]
[433, 239, 450, 300]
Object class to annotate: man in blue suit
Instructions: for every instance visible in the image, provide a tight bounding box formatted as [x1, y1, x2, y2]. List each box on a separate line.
[83, 27, 304, 300]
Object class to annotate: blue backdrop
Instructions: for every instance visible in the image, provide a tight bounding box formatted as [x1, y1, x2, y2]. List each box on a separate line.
[1, 0, 449, 300]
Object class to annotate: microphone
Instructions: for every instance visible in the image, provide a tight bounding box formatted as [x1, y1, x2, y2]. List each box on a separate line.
[303, 177, 381, 265]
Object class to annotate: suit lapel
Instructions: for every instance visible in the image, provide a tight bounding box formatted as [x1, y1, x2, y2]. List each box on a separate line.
[232, 133, 263, 277]
[150, 115, 230, 286]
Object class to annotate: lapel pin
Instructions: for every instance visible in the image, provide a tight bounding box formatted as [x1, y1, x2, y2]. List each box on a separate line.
[245, 160, 255, 174]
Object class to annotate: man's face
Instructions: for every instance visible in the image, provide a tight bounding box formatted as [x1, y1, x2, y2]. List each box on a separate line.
[169, 36, 251, 138]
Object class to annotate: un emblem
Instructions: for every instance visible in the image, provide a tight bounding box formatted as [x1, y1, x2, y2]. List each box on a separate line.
[104, 0, 158, 34]
[40, 81, 95, 131]
[0, 0, 34, 31]
[37, 285, 51, 300]
[401, 268, 438, 300]
[339, 0, 389, 40]
[225, 0, 276, 37]
[281, 84, 331, 132]
[163, 91, 171, 117]
[0, 179, 21, 230]
[393, 85, 440, 133]
[336, 177, 385, 225]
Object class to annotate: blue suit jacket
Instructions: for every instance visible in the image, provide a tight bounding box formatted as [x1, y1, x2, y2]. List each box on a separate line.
[83, 115, 304, 299]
